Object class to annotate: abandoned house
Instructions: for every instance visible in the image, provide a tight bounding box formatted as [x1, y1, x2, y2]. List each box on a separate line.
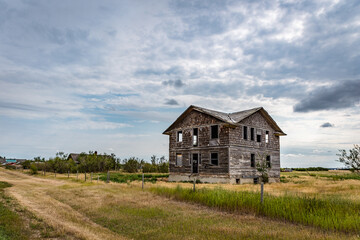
[163, 105, 286, 184]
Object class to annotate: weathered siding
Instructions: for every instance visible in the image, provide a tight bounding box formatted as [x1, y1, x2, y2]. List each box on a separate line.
[229, 147, 280, 180]
[168, 110, 230, 177]
[229, 112, 280, 151]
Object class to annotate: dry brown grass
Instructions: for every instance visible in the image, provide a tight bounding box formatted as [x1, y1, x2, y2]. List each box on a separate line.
[0, 169, 359, 240]
[136, 171, 360, 202]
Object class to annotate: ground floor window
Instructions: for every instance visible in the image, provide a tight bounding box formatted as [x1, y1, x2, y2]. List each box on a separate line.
[211, 152, 218, 165]
[266, 155, 271, 168]
[176, 153, 182, 166]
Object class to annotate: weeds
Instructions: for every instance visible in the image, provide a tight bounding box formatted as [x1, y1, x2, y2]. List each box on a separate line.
[99, 173, 169, 183]
[150, 185, 360, 233]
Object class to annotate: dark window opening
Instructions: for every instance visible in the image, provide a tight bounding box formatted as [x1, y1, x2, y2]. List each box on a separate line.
[257, 134, 261, 142]
[193, 128, 198, 146]
[236, 179, 240, 184]
[251, 154, 255, 167]
[211, 125, 219, 139]
[265, 131, 269, 143]
[177, 131, 182, 142]
[253, 178, 259, 184]
[243, 126, 248, 140]
[266, 155, 271, 168]
[250, 128, 255, 141]
[211, 152, 218, 165]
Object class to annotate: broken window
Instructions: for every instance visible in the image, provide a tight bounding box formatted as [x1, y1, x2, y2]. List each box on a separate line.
[177, 131, 182, 142]
[253, 178, 259, 184]
[257, 134, 261, 142]
[211, 125, 218, 139]
[243, 126, 248, 140]
[176, 153, 182, 166]
[251, 154, 255, 167]
[266, 155, 271, 168]
[265, 131, 269, 143]
[193, 128, 198, 146]
[250, 128, 255, 141]
[211, 152, 218, 165]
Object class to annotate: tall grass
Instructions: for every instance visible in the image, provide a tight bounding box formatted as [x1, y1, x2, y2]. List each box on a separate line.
[150, 185, 360, 233]
[99, 173, 169, 183]
[0, 182, 30, 240]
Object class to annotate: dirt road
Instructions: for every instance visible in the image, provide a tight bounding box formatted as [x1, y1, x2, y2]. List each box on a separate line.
[0, 169, 126, 240]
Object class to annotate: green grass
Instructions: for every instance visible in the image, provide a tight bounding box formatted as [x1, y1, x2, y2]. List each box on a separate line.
[0, 182, 29, 240]
[99, 173, 169, 183]
[150, 185, 360, 233]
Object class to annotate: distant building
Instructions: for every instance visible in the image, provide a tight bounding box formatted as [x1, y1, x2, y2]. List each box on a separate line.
[2, 159, 27, 165]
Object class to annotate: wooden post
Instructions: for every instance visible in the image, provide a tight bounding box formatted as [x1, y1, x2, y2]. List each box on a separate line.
[54, 171, 56, 178]
[91, 172, 93, 182]
[76, 171, 78, 180]
[107, 171, 110, 183]
[85, 172, 87, 181]
[261, 182, 264, 204]
[68, 171, 69, 178]
[142, 173, 144, 190]
[97, 175, 99, 183]
[193, 178, 196, 192]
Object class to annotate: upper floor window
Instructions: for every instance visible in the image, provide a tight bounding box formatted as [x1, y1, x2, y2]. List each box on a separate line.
[250, 128, 255, 141]
[176, 153, 182, 166]
[193, 128, 198, 146]
[257, 133, 261, 142]
[177, 131, 183, 142]
[211, 152, 218, 165]
[265, 131, 269, 143]
[251, 153, 255, 167]
[243, 126, 248, 140]
[211, 125, 219, 139]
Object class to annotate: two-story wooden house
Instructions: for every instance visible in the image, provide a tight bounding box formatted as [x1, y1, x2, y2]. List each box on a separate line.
[163, 105, 286, 184]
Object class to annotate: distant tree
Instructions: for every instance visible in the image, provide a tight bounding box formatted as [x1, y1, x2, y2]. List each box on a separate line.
[337, 144, 360, 173]
[123, 157, 142, 173]
[30, 163, 38, 175]
[256, 153, 271, 183]
[21, 160, 31, 170]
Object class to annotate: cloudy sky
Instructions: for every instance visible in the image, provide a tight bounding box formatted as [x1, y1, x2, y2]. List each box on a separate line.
[1, 0, 359, 167]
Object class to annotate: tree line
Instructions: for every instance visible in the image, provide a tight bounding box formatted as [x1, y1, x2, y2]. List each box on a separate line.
[21, 151, 169, 174]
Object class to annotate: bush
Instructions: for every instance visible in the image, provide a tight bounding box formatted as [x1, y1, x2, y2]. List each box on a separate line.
[123, 157, 141, 173]
[29, 163, 38, 175]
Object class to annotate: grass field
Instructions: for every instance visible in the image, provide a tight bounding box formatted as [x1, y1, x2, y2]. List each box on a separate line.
[1, 168, 359, 239]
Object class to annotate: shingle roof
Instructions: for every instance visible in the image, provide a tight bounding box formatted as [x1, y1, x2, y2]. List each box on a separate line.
[163, 105, 286, 135]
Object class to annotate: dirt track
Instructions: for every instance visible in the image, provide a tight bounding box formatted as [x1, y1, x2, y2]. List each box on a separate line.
[0, 169, 126, 240]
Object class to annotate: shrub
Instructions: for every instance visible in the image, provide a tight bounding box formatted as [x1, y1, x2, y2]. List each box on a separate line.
[29, 163, 38, 175]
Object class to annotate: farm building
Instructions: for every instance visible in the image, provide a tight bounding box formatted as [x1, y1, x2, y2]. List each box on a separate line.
[163, 105, 286, 184]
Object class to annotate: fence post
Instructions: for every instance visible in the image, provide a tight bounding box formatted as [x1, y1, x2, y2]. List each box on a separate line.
[97, 175, 99, 183]
[68, 171, 69, 178]
[260, 182, 264, 204]
[91, 172, 93, 182]
[76, 171, 78, 180]
[85, 172, 87, 181]
[193, 178, 196, 192]
[142, 173, 144, 190]
[107, 171, 110, 183]
[54, 171, 56, 178]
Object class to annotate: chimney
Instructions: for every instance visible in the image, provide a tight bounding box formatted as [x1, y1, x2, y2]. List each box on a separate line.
[95, 151, 97, 155]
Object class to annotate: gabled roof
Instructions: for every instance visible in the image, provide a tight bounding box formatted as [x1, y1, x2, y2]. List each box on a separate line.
[163, 105, 286, 136]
